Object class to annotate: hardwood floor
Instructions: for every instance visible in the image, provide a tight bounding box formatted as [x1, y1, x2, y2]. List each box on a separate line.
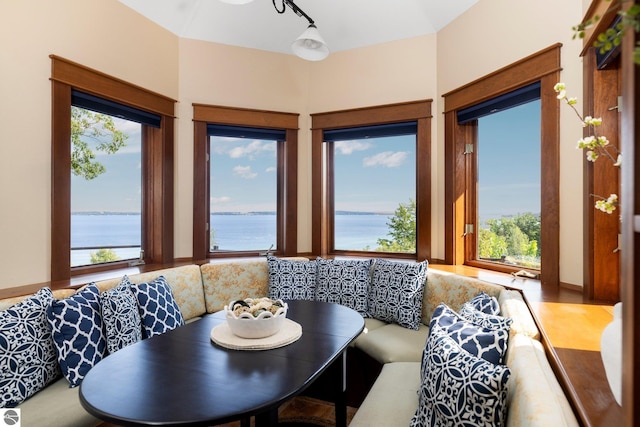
[215, 396, 357, 427]
[99, 396, 356, 427]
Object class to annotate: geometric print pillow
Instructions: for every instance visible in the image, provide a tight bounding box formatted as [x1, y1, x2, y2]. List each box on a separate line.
[428, 303, 509, 366]
[410, 327, 511, 427]
[469, 291, 501, 315]
[267, 256, 317, 301]
[368, 259, 428, 330]
[459, 302, 513, 331]
[315, 258, 371, 317]
[0, 287, 60, 407]
[100, 277, 142, 354]
[46, 284, 107, 387]
[130, 276, 184, 339]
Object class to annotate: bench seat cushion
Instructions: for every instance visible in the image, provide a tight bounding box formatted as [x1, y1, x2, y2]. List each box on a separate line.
[499, 290, 540, 340]
[0, 289, 76, 311]
[16, 378, 101, 427]
[94, 265, 207, 322]
[350, 317, 389, 348]
[349, 362, 420, 427]
[505, 334, 578, 427]
[354, 323, 429, 363]
[422, 270, 504, 325]
[201, 260, 271, 313]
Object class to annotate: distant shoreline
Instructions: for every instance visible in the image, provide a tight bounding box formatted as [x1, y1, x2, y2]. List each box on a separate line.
[72, 211, 394, 216]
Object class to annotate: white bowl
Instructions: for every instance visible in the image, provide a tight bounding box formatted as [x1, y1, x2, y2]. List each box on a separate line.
[224, 298, 288, 339]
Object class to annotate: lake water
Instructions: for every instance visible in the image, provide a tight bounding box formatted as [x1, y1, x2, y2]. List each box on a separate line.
[71, 213, 393, 266]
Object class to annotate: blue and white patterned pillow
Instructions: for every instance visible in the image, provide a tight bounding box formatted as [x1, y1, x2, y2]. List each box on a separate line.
[315, 258, 371, 317]
[267, 256, 317, 301]
[0, 287, 60, 407]
[469, 291, 501, 315]
[428, 303, 509, 366]
[459, 302, 513, 331]
[100, 277, 142, 354]
[411, 327, 511, 427]
[131, 276, 184, 339]
[368, 259, 428, 330]
[47, 284, 107, 387]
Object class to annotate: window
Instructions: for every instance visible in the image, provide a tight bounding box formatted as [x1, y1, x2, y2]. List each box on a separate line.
[311, 100, 432, 260]
[192, 104, 299, 259]
[443, 45, 560, 287]
[51, 55, 176, 280]
[325, 123, 417, 253]
[70, 91, 158, 267]
[458, 84, 542, 270]
[208, 125, 282, 252]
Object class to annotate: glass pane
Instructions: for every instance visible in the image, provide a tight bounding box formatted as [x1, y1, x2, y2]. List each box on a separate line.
[70, 107, 142, 267]
[209, 136, 277, 251]
[477, 100, 541, 269]
[333, 133, 416, 253]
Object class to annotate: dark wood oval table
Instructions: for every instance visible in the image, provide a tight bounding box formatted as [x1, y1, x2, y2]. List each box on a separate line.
[79, 300, 364, 427]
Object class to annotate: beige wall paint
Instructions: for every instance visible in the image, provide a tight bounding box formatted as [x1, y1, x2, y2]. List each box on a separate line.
[303, 34, 439, 253]
[175, 39, 309, 259]
[436, 0, 586, 286]
[0, 0, 178, 288]
[0, 0, 587, 289]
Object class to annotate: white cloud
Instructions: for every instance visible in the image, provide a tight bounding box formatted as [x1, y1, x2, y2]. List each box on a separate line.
[211, 196, 231, 204]
[265, 166, 276, 173]
[233, 165, 257, 179]
[363, 151, 408, 168]
[228, 140, 276, 159]
[335, 141, 372, 155]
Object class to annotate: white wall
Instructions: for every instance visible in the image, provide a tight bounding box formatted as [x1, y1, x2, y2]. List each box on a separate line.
[0, 0, 586, 288]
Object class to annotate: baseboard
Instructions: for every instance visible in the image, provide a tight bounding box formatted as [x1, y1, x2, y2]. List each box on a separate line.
[559, 281, 583, 292]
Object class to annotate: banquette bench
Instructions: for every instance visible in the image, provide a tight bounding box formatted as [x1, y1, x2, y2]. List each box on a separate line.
[0, 258, 578, 426]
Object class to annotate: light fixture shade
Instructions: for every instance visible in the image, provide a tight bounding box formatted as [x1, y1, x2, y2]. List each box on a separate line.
[292, 24, 329, 61]
[218, 0, 254, 4]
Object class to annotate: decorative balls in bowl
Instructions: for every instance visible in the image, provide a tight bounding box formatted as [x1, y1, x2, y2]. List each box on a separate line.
[224, 297, 288, 339]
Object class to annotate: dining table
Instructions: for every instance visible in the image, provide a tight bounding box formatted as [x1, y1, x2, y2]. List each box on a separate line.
[79, 300, 365, 427]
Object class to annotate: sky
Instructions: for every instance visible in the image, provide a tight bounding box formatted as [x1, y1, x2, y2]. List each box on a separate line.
[210, 136, 277, 213]
[71, 101, 541, 219]
[333, 135, 416, 213]
[477, 100, 541, 222]
[71, 117, 142, 213]
[208, 134, 416, 214]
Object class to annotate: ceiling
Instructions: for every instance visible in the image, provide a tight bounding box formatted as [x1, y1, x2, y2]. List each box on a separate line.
[119, 0, 480, 56]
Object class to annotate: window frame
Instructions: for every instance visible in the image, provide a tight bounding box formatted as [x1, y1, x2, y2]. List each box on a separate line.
[443, 44, 561, 288]
[310, 100, 432, 260]
[51, 55, 176, 280]
[192, 104, 299, 259]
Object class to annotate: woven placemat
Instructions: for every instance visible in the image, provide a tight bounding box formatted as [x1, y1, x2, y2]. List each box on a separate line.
[210, 318, 302, 350]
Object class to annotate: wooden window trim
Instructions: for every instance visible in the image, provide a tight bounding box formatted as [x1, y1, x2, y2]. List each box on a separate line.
[310, 100, 432, 260]
[50, 55, 176, 280]
[192, 104, 299, 260]
[443, 44, 561, 289]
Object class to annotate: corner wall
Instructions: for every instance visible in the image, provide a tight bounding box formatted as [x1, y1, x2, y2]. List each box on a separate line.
[0, 0, 178, 287]
[435, 0, 585, 286]
[0, 0, 586, 289]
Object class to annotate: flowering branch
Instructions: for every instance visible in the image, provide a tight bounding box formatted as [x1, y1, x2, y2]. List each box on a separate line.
[594, 193, 619, 214]
[554, 82, 621, 214]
